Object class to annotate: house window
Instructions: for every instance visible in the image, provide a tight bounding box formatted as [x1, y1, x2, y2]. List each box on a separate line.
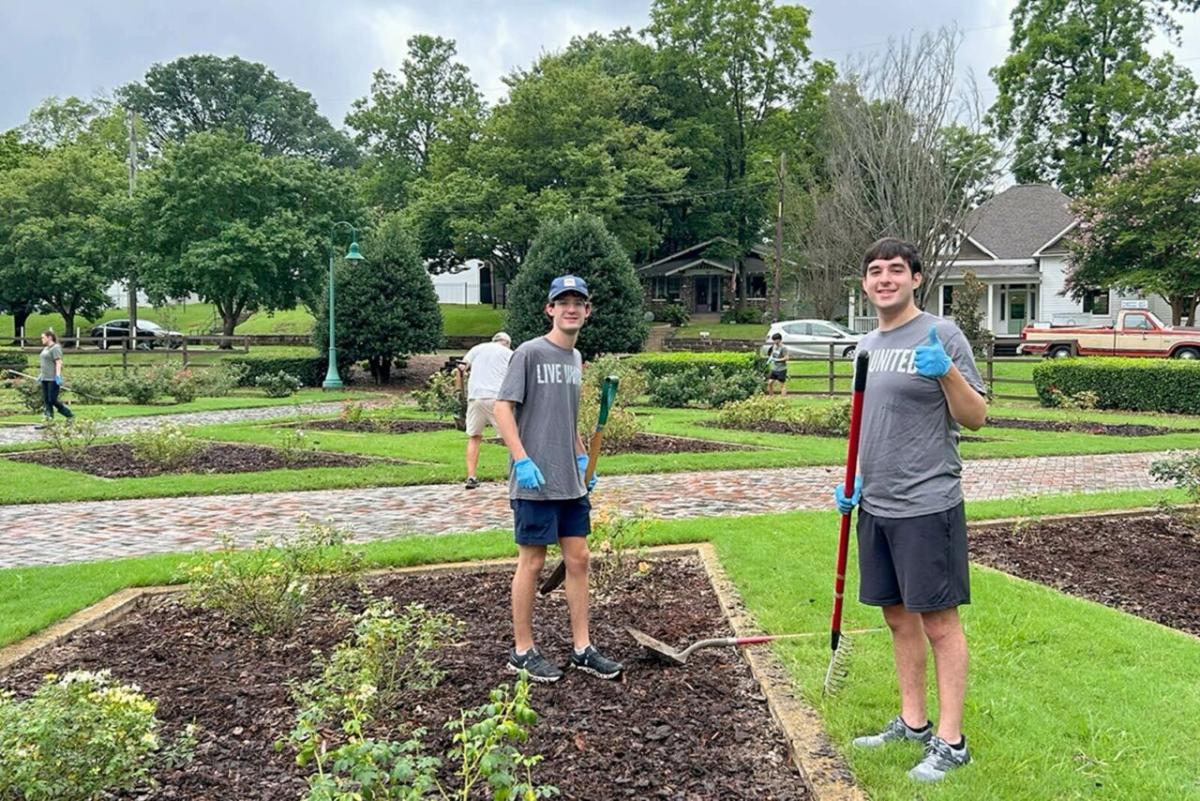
[1082, 290, 1110, 315]
[941, 285, 955, 315]
[747, 274, 768, 299]
[651, 276, 682, 302]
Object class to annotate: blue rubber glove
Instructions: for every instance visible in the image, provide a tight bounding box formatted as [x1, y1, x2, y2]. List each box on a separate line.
[576, 453, 597, 491]
[833, 476, 862, 515]
[54, 375, 62, 386]
[914, 327, 953, 378]
[513, 457, 545, 490]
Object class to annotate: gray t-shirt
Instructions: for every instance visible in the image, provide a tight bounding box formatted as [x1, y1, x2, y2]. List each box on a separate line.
[496, 336, 586, 501]
[39, 344, 63, 381]
[855, 312, 986, 519]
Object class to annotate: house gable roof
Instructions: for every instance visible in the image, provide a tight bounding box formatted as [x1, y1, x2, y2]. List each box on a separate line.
[961, 184, 1076, 260]
[638, 237, 773, 275]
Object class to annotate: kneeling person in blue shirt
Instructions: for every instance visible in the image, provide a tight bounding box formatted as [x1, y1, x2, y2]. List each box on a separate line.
[494, 275, 622, 683]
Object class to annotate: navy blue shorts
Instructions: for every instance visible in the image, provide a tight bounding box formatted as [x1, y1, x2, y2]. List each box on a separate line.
[511, 496, 591, 546]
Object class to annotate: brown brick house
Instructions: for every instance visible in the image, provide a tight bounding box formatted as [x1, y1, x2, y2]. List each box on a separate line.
[636, 238, 772, 314]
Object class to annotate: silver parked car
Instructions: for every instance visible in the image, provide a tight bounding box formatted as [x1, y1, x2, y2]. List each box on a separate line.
[763, 319, 862, 358]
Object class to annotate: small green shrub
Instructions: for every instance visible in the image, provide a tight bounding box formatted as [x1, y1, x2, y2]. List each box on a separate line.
[720, 306, 764, 324]
[706, 369, 762, 407]
[0, 670, 194, 801]
[40, 418, 100, 458]
[340, 401, 368, 426]
[583, 354, 648, 405]
[791, 401, 852, 436]
[182, 519, 363, 634]
[0, 349, 28, 374]
[1150, 451, 1200, 506]
[67, 370, 120, 404]
[629, 352, 764, 381]
[589, 503, 651, 596]
[131, 422, 202, 469]
[413, 370, 466, 420]
[166, 368, 202, 404]
[227, 354, 331, 387]
[278, 426, 319, 467]
[658, 303, 690, 327]
[194, 361, 249, 397]
[1033, 358, 1200, 413]
[255, 370, 302, 398]
[715, 395, 791, 427]
[9, 377, 44, 412]
[118, 367, 171, 405]
[647, 368, 700, 408]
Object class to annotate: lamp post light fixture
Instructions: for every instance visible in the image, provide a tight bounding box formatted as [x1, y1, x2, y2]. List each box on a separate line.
[322, 221, 365, 389]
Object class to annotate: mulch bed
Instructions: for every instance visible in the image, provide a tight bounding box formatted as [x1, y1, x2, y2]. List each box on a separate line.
[971, 513, 1200, 636]
[297, 419, 455, 435]
[1, 557, 808, 800]
[984, 417, 1200, 437]
[6, 442, 391, 478]
[706, 420, 843, 438]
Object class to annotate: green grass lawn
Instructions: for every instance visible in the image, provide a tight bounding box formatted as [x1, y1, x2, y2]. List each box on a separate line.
[0, 490, 1195, 799]
[674, 322, 769, 339]
[0, 397, 1193, 505]
[4, 302, 505, 339]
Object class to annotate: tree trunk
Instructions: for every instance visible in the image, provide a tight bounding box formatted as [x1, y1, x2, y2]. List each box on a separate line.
[61, 312, 76, 348]
[1169, 296, 1184, 326]
[10, 308, 31, 346]
[220, 314, 238, 350]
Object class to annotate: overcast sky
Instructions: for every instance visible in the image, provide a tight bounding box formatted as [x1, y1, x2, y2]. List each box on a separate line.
[2, 1, 1198, 133]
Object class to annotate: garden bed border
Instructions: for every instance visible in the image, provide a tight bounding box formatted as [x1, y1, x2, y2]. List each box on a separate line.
[0, 543, 865, 801]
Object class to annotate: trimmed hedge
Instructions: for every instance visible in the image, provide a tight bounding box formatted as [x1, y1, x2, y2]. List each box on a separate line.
[628, 352, 765, 380]
[227, 354, 332, 388]
[1032, 357, 1200, 414]
[0, 350, 28, 375]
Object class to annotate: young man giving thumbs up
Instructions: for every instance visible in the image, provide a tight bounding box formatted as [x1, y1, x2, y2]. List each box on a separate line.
[834, 238, 987, 782]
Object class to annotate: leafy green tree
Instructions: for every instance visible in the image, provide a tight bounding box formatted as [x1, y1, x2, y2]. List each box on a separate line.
[405, 39, 686, 278]
[0, 131, 42, 340]
[132, 131, 358, 340]
[951, 271, 992, 354]
[1067, 147, 1200, 324]
[313, 214, 443, 384]
[119, 55, 356, 166]
[504, 215, 648, 359]
[645, 0, 832, 294]
[989, 0, 1200, 195]
[346, 35, 484, 209]
[0, 142, 125, 340]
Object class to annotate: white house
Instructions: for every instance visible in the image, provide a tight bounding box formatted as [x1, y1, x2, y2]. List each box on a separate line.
[848, 184, 1173, 338]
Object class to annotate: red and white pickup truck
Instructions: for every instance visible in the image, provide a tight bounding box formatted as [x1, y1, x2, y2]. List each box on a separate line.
[1019, 309, 1200, 359]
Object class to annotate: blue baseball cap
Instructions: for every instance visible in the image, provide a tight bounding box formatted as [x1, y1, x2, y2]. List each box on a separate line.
[548, 275, 590, 301]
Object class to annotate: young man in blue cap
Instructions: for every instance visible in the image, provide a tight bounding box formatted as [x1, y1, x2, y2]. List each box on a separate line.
[494, 275, 623, 683]
[834, 237, 987, 782]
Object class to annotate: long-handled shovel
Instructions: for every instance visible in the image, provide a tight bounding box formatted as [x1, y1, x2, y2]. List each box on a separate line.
[627, 625, 884, 667]
[2, 368, 103, 402]
[538, 374, 620, 595]
[823, 350, 870, 695]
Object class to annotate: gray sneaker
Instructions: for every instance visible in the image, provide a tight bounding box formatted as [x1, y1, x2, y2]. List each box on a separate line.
[507, 647, 563, 683]
[909, 734, 971, 782]
[852, 716, 933, 748]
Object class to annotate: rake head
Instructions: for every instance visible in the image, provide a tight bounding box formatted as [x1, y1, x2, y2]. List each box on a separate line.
[822, 633, 855, 695]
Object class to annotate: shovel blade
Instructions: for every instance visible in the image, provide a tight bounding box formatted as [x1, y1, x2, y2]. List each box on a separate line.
[626, 626, 688, 667]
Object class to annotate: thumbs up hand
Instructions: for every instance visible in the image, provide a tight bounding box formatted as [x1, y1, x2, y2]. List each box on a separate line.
[914, 327, 952, 378]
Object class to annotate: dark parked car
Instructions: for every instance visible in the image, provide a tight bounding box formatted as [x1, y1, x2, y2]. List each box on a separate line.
[89, 320, 184, 349]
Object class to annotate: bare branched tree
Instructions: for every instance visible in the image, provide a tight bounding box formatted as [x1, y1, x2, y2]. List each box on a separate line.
[801, 27, 1003, 312]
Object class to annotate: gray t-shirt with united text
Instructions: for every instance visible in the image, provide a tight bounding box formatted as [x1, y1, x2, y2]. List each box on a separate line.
[855, 312, 985, 519]
[496, 336, 587, 501]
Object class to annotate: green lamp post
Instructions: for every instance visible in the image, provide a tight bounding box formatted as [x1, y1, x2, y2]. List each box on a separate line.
[322, 222, 365, 389]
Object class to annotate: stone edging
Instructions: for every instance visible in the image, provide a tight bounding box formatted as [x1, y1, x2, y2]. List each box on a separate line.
[695, 543, 867, 801]
[0, 542, 863, 800]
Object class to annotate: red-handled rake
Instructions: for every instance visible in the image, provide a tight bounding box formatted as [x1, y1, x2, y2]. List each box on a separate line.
[823, 350, 870, 695]
[627, 625, 883, 667]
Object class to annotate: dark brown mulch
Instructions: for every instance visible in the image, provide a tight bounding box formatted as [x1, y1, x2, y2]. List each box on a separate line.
[6, 442, 392, 478]
[971, 513, 1200, 635]
[1, 557, 808, 800]
[984, 417, 1200, 437]
[298, 418, 454, 435]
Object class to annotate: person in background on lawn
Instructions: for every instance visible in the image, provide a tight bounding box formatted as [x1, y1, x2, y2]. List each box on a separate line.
[457, 331, 513, 489]
[36, 329, 74, 428]
[494, 275, 622, 683]
[834, 237, 986, 782]
[766, 332, 789, 396]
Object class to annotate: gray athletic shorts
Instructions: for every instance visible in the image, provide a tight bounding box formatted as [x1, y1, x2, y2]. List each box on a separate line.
[856, 501, 969, 612]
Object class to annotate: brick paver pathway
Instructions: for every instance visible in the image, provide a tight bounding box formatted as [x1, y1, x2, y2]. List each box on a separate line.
[0, 402, 352, 447]
[0, 451, 1171, 568]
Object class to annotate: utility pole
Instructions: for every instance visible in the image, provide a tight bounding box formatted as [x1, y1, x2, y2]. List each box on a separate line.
[773, 152, 786, 322]
[126, 110, 139, 347]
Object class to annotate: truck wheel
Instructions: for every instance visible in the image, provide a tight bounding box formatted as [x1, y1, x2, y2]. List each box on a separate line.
[1048, 345, 1074, 359]
[1173, 347, 1199, 360]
